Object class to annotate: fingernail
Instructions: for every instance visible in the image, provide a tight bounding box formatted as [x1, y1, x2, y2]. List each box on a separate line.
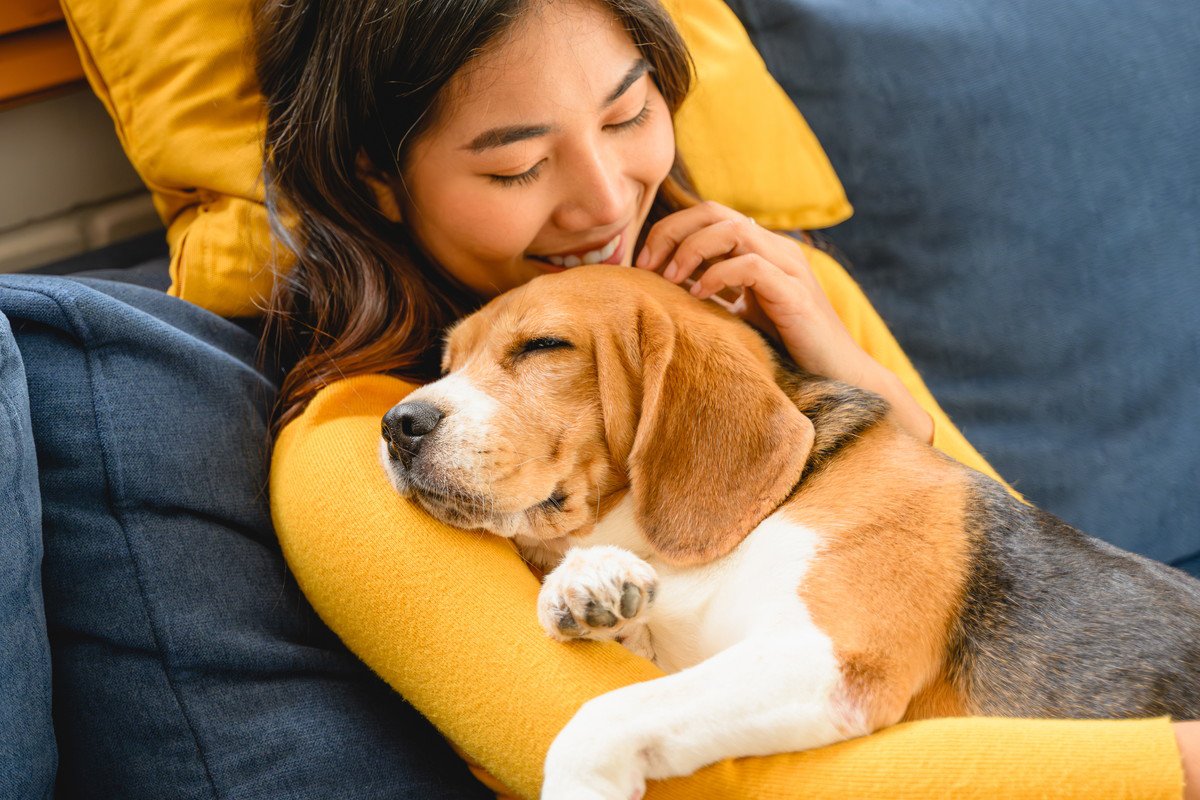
[636, 247, 650, 268]
[664, 260, 678, 281]
[689, 282, 704, 297]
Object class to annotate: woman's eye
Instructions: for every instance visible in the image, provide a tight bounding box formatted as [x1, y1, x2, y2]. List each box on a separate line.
[488, 160, 544, 187]
[605, 103, 651, 132]
[519, 337, 573, 355]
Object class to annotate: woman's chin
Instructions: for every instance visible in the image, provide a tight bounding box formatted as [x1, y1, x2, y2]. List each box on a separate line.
[528, 256, 568, 275]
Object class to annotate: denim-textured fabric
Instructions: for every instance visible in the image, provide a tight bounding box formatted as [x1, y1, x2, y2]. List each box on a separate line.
[728, 0, 1200, 566]
[0, 273, 489, 799]
[0, 312, 56, 799]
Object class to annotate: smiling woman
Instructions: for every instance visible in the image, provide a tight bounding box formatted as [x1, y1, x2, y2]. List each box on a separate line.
[395, 4, 677, 296]
[256, 0, 697, 433]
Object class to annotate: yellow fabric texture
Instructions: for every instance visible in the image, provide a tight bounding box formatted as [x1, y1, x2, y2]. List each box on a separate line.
[270, 244, 1183, 800]
[59, 0, 850, 318]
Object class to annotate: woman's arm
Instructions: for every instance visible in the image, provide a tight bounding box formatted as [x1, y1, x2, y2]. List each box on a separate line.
[797, 243, 1008, 485]
[637, 200, 1033, 466]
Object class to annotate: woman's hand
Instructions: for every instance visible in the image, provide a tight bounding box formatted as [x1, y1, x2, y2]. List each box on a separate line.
[636, 201, 934, 443]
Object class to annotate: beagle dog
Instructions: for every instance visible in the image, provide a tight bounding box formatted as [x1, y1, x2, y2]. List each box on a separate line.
[379, 265, 1200, 800]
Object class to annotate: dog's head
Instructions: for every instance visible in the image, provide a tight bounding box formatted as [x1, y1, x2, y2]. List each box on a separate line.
[380, 266, 814, 565]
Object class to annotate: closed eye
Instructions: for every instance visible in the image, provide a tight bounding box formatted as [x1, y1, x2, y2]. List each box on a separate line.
[488, 159, 545, 187]
[605, 102, 651, 132]
[518, 337, 573, 356]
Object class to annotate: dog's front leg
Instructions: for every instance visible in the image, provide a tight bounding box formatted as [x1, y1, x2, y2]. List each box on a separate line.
[541, 636, 856, 800]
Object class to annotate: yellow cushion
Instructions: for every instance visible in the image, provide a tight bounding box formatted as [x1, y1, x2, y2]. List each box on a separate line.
[60, 0, 273, 317]
[61, 0, 850, 317]
[663, 0, 850, 229]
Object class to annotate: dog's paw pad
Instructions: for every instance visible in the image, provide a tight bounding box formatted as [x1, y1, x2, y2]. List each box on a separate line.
[621, 582, 646, 618]
[538, 547, 658, 642]
[585, 601, 620, 629]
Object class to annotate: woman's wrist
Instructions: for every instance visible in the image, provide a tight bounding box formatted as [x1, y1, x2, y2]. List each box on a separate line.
[1175, 721, 1200, 800]
[854, 357, 935, 444]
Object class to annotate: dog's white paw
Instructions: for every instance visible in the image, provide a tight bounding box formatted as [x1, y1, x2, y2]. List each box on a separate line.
[542, 765, 643, 800]
[542, 701, 646, 800]
[538, 546, 657, 647]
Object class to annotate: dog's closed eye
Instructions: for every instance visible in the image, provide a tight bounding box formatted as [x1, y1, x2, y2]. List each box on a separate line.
[516, 337, 573, 357]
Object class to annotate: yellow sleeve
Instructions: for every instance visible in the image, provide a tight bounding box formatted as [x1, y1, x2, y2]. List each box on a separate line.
[270, 374, 1182, 800]
[803, 243, 1012, 489]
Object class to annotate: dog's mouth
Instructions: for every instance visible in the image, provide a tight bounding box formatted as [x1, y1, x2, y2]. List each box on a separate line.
[379, 432, 576, 538]
[406, 474, 570, 537]
[408, 484, 501, 533]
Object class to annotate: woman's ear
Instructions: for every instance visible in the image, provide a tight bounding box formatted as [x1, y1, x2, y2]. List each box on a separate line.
[624, 297, 815, 566]
[356, 151, 404, 222]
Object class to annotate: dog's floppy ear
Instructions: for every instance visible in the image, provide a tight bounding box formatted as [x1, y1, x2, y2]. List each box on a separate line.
[617, 296, 815, 566]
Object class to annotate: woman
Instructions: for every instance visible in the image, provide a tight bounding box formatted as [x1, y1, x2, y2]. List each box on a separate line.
[255, 0, 1199, 796]
[255, 0, 932, 440]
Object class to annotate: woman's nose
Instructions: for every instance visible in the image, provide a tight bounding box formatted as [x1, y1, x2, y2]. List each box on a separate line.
[553, 141, 626, 231]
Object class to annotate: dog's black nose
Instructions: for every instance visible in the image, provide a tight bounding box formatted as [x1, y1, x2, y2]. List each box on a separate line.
[381, 401, 444, 469]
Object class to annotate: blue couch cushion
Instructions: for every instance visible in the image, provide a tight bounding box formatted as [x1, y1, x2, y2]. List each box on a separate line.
[0, 311, 56, 799]
[729, 0, 1200, 567]
[0, 273, 489, 799]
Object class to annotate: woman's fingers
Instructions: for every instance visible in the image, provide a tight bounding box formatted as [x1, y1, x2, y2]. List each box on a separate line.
[692, 253, 809, 326]
[690, 253, 852, 382]
[702, 277, 780, 342]
[636, 203, 856, 380]
[638, 204, 817, 294]
[690, 252, 807, 314]
[661, 218, 760, 283]
[635, 200, 745, 272]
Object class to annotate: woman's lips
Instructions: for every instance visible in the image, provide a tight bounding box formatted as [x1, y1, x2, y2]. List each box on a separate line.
[529, 232, 625, 271]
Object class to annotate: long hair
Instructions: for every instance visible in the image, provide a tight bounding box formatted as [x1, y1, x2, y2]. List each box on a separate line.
[254, 0, 698, 431]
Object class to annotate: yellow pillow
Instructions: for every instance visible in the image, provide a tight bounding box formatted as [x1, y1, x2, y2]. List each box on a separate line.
[61, 0, 850, 318]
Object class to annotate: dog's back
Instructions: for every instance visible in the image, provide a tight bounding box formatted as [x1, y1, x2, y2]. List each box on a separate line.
[776, 360, 1200, 721]
[954, 476, 1200, 719]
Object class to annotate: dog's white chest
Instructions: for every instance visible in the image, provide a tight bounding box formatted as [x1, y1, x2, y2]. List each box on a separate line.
[580, 497, 828, 673]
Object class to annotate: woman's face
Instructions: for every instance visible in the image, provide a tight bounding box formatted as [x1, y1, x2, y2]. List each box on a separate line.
[397, 0, 677, 298]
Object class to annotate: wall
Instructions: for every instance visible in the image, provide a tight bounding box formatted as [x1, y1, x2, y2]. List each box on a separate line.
[0, 88, 163, 272]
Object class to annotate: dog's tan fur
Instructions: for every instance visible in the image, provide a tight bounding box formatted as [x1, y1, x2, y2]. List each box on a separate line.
[438, 270, 813, 567]
[785, 423, 974, 728]
[434, 294, 628, 550]
[431, 268, 982, 717]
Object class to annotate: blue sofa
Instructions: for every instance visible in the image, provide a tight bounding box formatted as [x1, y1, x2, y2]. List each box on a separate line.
[2, 0, 1196, 796]
[724, 0, 1199, 569]
[0, 264, 493, 798]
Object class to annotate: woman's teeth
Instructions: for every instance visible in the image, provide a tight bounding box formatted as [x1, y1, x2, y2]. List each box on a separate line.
[538, 234, 620, 267]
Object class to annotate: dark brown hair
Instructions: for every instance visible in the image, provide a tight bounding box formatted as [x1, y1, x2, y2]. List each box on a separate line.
[254, 0, 698, 431]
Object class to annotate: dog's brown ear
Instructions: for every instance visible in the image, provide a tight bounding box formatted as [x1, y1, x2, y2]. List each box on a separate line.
[623, 297, 815, 566]
[593, 311, 644, 476]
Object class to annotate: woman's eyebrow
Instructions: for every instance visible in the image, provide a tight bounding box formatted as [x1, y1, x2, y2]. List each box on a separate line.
[463, 124, 553, 153]
[462, 59, 650, 154]
[603, 59, 650, 107]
